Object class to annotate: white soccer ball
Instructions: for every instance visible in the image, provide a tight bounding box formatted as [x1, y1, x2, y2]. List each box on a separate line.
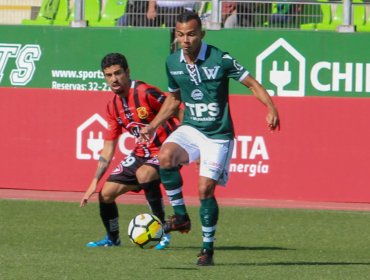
[127, 213, 164, 249]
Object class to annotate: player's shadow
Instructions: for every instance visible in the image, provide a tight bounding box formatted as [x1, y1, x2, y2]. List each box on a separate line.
[217, 245, 294, 251]
[171, 245, 294, 251]
[159, 261, 370, 270]
[216, 261, 370, 267]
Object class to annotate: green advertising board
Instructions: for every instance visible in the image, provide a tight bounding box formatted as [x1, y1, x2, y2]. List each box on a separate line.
[205, 29, 370, 97]
[0, 26, 171, 91]
[0, 26, 369, 97]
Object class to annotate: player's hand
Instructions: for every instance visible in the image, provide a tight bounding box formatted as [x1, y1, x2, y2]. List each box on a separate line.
[266, 108, 280, 131]
[80, 191, 93, 207]
[80, 183, 96, 207]
[80, 195, 89, 208]
[139, 125, 155, 143]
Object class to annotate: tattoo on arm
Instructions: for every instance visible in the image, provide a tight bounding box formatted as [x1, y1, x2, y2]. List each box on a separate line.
[94, 156, 110, 180]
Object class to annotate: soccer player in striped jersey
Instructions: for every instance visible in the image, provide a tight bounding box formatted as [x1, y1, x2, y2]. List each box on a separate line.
[80, 53, 181, 250]
[140, 11, 280, 265]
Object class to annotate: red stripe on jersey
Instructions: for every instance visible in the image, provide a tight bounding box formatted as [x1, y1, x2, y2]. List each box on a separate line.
[105, 80, 179, 158]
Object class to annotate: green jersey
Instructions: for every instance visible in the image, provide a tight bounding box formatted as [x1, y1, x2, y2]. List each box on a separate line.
[166, 43, 249, 140]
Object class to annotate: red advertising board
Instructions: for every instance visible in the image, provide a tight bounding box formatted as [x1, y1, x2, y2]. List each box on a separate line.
[1, 87, 370, 203]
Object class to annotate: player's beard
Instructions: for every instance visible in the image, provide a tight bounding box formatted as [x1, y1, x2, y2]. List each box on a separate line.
[112, 82, 130, 97]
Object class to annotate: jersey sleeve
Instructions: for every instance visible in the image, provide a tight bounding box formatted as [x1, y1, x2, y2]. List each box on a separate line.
[166, 59, 179, 92]
[221, 52, 250, 82]
[105, 101, 122, 141]
[146, 86, 167, 113]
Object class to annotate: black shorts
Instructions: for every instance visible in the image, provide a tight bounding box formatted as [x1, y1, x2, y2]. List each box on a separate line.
[107, 154, 159, 187]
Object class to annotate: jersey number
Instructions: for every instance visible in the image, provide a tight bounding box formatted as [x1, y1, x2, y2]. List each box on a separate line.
[121, 155, 136, 167]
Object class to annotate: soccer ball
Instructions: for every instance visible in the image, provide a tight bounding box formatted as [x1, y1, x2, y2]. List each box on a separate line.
[127, 213, 164, 249]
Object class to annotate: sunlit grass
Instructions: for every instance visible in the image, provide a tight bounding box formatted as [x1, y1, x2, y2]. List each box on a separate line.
[1, 199, 370, 280]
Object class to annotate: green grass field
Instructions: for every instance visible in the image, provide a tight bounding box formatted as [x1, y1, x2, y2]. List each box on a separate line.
[1, 199, 370, 280]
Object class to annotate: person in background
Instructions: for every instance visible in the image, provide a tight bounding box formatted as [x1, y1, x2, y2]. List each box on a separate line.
[267, 0, 303, 28]
[146, 0, 195, 27]
[222, 1, 237, 28]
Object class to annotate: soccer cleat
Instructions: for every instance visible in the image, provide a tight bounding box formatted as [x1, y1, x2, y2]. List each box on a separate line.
[163, 214, 191, 234]
[155, 233, 171, 250]
[196, 248, 215, 266]
[86, 235, 121, 247]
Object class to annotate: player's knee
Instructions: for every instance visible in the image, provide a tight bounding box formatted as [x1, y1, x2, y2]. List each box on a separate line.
[99, 191, 114, 203]
[158, 148, 175, 168]
[99, 183, 121, 203]
[136, 167, 158, 183]
[198, 180, 216, 199]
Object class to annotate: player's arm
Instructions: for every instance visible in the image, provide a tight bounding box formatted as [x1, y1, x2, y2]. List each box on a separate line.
[173, 105, 184, 123]
[147, 87, 184, 123]
[241, 74, 280, 131]
[140, 91, 182, 141]
[80, 140, 117, 207]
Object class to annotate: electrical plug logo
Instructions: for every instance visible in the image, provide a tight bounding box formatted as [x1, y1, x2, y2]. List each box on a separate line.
[76, 114, 107, 160]
[87, 131, 104, 160]
[256, 38, 305, 97]
[269, 61, 292, 96]
[76, 114, 136, 160]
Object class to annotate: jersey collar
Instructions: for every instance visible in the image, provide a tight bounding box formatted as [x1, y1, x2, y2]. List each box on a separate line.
[180, 42, 207, 63]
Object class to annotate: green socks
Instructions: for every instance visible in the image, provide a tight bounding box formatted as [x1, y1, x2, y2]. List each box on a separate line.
[200, 197, 219, 250]
[160, 167, 188, 216]
[160, 168, 219, 250]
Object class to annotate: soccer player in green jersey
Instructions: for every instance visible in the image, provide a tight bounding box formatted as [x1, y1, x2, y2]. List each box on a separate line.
[140, 11, 280, 266]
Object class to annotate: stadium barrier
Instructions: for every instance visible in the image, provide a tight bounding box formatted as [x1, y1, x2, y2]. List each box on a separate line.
[0, 26, 370, 203]
[2, 0, 370, 32]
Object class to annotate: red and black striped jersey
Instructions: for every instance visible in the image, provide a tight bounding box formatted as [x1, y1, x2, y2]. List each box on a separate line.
[105, 80, 179, 158]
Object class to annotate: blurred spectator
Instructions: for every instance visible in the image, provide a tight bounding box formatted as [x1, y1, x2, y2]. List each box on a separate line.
[268, 2, 302, 27]
[119, 0, 148, 26]
[236, 2, 260, 27]
[146, 0, 196, 27]
[222, 1, 237, 28]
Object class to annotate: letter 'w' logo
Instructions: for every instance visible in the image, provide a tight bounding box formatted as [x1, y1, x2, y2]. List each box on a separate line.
[202, 66, 220, 79]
